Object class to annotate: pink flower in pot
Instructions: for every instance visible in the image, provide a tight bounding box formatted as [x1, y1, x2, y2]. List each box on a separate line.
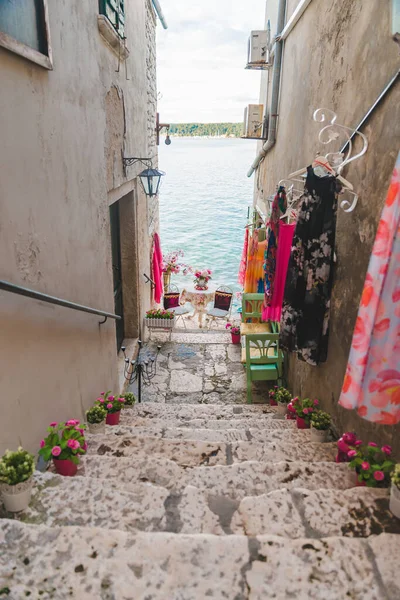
[374, 471, 385, 482]
[67, 439, 80, 451]
[382, 445, 392, 455]
[51, 446, 62, 457]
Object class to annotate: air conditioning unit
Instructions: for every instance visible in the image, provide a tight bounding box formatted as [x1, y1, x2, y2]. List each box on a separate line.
[246, 30, 270, 69]
[242, 104, 264, 139]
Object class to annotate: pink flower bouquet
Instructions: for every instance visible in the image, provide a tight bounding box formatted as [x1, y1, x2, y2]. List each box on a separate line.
[96, 390, 126, 414]
[38, 420, 87, 466]
[347, 442, 395, 487]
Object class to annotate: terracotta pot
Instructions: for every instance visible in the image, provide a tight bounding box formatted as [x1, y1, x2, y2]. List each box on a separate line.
[310, 426, 328, 443]
[296, 416, 310, 429]
[88, 420, 106, 434]
[277, 402, 287, 415]
[389, 484, 400, 519]
[106, 411, 121, 426]
[231, 333, 241, 345]
[53, 458, 78, 477]
[0, 478, 33, 512]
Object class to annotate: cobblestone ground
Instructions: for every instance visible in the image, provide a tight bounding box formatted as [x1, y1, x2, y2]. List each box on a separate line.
[1, 331, 399, 599]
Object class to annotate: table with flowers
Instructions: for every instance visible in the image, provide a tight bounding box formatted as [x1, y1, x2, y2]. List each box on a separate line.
[180, 283, 216, 328]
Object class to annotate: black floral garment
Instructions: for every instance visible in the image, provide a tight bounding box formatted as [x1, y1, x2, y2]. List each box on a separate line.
[279, 166, 340, 366]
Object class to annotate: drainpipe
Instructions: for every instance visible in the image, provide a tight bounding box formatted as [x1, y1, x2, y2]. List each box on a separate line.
[247, 0, 286, 177]
[152, 0, 168, 29]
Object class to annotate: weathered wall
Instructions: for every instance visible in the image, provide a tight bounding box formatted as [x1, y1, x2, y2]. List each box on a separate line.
[255, 0, 400, 454]
[0, 0, 159, 453]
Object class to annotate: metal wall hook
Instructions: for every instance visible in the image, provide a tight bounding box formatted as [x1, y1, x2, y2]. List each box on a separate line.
[143, 273, 155, 289]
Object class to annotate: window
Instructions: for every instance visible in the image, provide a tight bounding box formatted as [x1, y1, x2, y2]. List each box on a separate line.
[0, 0, 52, 69]
[99, 0, 125, 38]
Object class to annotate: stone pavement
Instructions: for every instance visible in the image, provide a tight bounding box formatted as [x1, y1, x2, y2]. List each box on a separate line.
[0, 332, 399, 599]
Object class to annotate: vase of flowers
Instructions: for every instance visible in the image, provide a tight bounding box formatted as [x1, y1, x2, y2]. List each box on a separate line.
[193, 269, 212, 290]
[347, 442, 395, 488]
[310, 410, 331, 442]
[390, 464, 400, 518]
[121, 392, 136, 407]
[293, 397, 319, 429]
[162, 250, 192, 291]
[0, 448, 35, 512]
[225, 322, 240, 344]
[86, 405, 107, 434]
[96, 391, 126, 425]
[275, 387, 292, 414]
[39, 421, 87, 477]
[145, 308, 175, 328]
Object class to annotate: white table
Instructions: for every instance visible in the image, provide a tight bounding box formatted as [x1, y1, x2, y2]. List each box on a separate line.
[180, 284, 217, 328]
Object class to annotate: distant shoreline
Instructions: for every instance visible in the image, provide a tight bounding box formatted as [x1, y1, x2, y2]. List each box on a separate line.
[166, 123, 242, 138]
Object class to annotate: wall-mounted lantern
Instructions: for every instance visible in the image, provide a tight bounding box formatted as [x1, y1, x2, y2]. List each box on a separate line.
[122, 155, 165, 197]
[156, 113, 171, 145]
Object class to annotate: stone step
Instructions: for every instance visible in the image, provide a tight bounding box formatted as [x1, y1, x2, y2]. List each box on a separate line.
[87, 434, 337, 465]
[106, 424, 312, 443]
[14, 474, 399, 541]
[119, 415, 295, 430]
[126, 403, 278, 419]
[0, 521, 397, 599]
[81, 455, 355, 499]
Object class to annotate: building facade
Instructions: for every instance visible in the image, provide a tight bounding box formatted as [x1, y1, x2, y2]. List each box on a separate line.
[251, 0, 400, 453]
[0, 0, 165, 454]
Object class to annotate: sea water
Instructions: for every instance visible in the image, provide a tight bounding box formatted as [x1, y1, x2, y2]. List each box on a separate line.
[159, 137, 257, 308]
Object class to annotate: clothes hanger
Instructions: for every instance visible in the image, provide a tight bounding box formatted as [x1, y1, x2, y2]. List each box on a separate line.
[288, 155, 354, 191]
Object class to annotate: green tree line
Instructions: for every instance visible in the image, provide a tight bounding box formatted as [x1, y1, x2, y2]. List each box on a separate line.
[168, 123, 242, 137]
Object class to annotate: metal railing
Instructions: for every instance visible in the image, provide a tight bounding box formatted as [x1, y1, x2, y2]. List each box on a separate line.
[0, 279, 121, 324]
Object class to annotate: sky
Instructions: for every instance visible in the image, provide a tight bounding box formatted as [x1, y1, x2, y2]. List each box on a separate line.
[156, 0, 266, 124]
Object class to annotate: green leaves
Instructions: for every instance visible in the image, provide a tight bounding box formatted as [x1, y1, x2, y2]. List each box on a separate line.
[0, 448, 35, 486]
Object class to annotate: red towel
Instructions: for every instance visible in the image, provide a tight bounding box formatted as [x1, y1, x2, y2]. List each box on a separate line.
[152, 233, 163, 304]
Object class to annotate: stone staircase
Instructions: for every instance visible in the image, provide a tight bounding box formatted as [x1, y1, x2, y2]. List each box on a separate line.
[1, 402, 399, 599]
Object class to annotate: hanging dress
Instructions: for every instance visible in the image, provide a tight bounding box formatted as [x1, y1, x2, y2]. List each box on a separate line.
[244, 229, 267, 293]
[338, 152, 400, 425]
[151, 232, 163, 304]
[238, 227, 249, 286]
[263, 222, 296, 322]
[280, 167, 339, 366]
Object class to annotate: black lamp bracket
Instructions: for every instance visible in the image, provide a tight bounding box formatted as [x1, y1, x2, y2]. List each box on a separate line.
[122, 156, 152, 169]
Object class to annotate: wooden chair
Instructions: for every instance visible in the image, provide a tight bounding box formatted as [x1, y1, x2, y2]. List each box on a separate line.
[240, 293, 271, 335]
[163, 284, 191, 329]
[206, 285, 233, 330]
[244, 333, 283, 403]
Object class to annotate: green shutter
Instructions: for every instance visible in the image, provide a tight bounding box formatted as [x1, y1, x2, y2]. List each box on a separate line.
[99, 0, 125, 38]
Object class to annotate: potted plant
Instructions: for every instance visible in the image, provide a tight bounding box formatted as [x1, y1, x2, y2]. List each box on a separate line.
[275, 387, 292, 414]
[294, 397, 319, 429]
[335, 432, 362, 463]
[286, 399, 297, 420]
[121, 392, 136, 407]
[193, 269, 212, 290]
[310, 410, 331, 442]
[390, 464, 400, 519]
[86, 404, 107, 434]
[225, 322, 240, 344]
[38, 421, 87, 477]
[145, 308, 175, 329]
[347, 442, 395, 488]
[0, 448, 35, 512]
[268, 386, 278, 406]
[96, 391, 126, 425]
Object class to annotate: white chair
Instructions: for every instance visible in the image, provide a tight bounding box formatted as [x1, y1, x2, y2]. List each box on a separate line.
[206, 285, 233, 330]
[163, 284, 192, 329]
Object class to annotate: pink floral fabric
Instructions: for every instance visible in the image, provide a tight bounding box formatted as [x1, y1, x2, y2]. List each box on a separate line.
[238, 227, 249, 286]
[339, 152, 400, 425]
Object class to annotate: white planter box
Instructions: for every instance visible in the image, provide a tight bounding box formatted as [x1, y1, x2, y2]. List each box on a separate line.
[389, 484, 400, 519]
[146, 317, 175, 329]
[87, 421, 106, 434]
[310, 426, 329, 443]
[0, 477, 33, 512]
[277, 402, 288, 416]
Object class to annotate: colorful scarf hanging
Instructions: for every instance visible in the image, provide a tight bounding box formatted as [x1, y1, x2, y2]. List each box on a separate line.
[151, 232, 163, 304]
[238, 227, 249, 286]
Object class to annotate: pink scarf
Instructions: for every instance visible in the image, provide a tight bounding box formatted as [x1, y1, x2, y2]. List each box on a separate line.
[238, 228, 249, 286]
[152, 233, 163, 304]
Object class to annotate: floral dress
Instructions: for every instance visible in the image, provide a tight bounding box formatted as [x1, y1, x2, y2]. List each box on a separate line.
[338, 152, 400, 425]
[280, 167, 339, 366]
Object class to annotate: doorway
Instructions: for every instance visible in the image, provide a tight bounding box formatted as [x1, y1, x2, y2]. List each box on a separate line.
[109, 201, 124, 350]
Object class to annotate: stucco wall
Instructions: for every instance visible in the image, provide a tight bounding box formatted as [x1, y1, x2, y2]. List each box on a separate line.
[255, 0, 400, 454]
[0, 0, 158, 453]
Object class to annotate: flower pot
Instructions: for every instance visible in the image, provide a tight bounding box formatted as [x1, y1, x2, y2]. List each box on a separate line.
[106, 411, 121, 426]
[296, 416, 310, 429]
[286, 411, 296, 420]
[231, 333, 241, 344]
[88, 420, 106, 434]
[270, 399, 278, 407]
[53, 458, 78, 477]
[277, 402, 287, 415]
[146, 317, 175, 329]
[310, 426, 328, 443]
[389, 484, 400, 519]
[0, 477, 33, 513]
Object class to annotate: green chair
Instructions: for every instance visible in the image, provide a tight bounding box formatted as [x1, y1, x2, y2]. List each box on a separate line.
[240, 293, 270, 335]
[244, 332, 283, 403]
